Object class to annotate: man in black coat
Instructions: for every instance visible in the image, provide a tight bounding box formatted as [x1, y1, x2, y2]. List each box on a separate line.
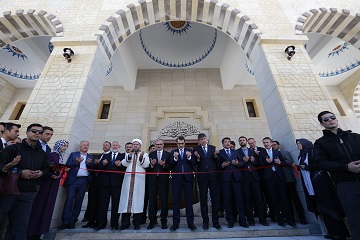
[193, 133, 221, 230]
[238, 136, 268, 226]
[315, 110, 360, 239]
[95, 141, 126, 231]
[147, 139, 170, 229]
[259, 137, 295, 227]
[218, 137, 248, 228]
[168, 136, 196, 231]
[0, 123, 49, 240]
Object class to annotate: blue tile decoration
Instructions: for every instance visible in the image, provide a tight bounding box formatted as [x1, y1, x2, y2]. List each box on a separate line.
[0, 44, 41, 80]
[0, 64, 40, 80]
[164, 21, 191, 35]
[140, 21, 217, 68]
[319, 59, 360, 77]
[48, 42, 54, 53]
[105, 62, 113, 76]
[327, 42, 348, 57]
[4, 44, 27, 60]
[245, 61, 254, 76]
[319, 42, 360, 77]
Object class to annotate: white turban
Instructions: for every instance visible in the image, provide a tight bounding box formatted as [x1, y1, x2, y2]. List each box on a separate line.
[132, 138, 142, 145]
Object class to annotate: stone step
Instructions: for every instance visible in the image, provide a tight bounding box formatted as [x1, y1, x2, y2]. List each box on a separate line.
[46, 217, 322, 240]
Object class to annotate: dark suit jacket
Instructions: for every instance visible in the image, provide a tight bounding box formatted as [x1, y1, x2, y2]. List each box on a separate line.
[64, 151, 94, 186]
[169, 148, 196, 182]
[45, 145, 51, 157]
[97, 152, 126, 187]
[147, 150, 170, 183]
[193, 144, 219, 182]
[218, 148, 244, 182]
[259, 148, 286, 180]
[237, 147, 260, 181]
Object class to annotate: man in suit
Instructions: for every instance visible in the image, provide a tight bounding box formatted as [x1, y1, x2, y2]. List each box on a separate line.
[238, 136, 269, 226]
[82, 142, 106, 229]
[169, 136, 196, 231]
[39, 126, 54, 156]
[193, 133, 221, 230]
[147, 139, 170, 229]
[95, 141, 126, 231]
[58, 141, 94, 230]
[259, 137, 295, 227]
[272, 140, 307, 224]
[0, 122, 21, 151]
[218, 137, 248, 228]
[248, 137, 272, 221]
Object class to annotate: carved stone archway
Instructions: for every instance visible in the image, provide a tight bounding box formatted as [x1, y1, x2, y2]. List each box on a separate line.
[142, 106, 217, 150]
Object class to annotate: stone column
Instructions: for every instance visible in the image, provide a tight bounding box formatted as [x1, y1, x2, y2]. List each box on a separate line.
[252, 36, 340, 154]
[251, 36, 339, 222]
[19, 37, 109, 227]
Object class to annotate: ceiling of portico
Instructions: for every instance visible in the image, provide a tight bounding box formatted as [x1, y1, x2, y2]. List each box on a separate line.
[0, 36, 52, 88]
[104, 21, 256, 88]
[305, 33, 360, 85]
[1, 22, 360, 89]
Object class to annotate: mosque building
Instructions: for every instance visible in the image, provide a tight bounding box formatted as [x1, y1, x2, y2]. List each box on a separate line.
[1, 0, 360, 235]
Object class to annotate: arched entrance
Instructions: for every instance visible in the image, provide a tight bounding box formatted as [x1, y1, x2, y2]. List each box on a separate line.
[296, 8, 360, 118]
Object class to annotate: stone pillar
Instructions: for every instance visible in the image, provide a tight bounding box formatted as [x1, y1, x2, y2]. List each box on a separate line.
[251, 36, 339, 222]
[0, 78, 16, 117]
[18, 37, 109, 227]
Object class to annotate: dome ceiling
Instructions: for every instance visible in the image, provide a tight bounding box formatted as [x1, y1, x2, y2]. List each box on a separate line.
[306, 33, 360, 85]
[0, 44, 41, 79]
[139, 21, 217, 68]
[0, 36, 51, 88]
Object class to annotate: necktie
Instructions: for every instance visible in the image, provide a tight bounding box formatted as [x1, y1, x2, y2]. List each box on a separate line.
[203, 146, 207, 155]
[267, 149, 276, 171]
[112, 153, 116, 163]
[157, 151, 161, 161]
[3, 142, 7, 148]
[242, 148, 248, 156]
[180, 149, 184, 172]
[226, 149, 231, 158]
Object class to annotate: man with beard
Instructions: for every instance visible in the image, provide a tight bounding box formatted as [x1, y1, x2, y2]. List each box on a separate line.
[119, 139, 149, 230]
[237, 136, 268, 226]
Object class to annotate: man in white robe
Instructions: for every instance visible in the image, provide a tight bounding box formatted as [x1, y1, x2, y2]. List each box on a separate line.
[119, 139, 149, 230]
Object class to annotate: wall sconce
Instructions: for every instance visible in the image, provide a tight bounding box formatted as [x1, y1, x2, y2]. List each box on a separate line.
[63, 48, 74, 63]
[285, 46, 295, 60]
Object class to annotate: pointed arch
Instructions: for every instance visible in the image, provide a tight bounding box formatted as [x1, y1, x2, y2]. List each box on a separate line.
[296, 8, 360, 48]
[0, 9, 64, 47]
[95, 0, 262, 62]
[296, 8, 360, 118]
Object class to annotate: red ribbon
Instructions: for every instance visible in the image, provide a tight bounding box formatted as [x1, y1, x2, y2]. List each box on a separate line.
[59, 166, 70, 186]
[293, 165, 300, 179]
[74, 164, 295, 175]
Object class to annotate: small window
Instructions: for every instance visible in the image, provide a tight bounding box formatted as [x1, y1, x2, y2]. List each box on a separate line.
[9, 102, 26, 120]
[333, 99, 346, 116]
[97, 99, 113, 120]
[245, 100, 259, 118]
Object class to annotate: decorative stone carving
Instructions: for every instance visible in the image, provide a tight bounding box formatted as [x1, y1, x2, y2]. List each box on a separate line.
[158, 121, 200, 138]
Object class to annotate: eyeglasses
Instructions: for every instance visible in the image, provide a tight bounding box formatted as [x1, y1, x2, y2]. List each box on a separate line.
[322, 116, 336, 122]
[28, 129, 44, 134]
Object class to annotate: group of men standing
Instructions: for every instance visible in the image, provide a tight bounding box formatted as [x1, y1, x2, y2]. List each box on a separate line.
[1, 109, 360, 240]
[61, 132, 308, 233]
